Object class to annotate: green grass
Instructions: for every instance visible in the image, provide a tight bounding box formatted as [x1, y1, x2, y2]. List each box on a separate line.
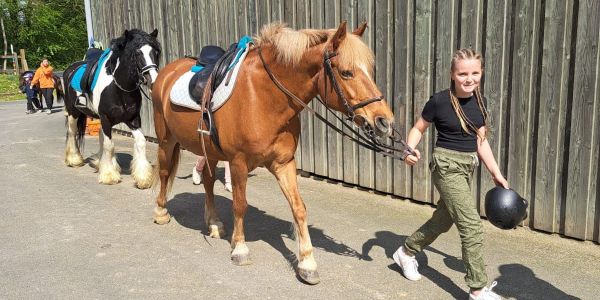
[0, 74, 25, 102]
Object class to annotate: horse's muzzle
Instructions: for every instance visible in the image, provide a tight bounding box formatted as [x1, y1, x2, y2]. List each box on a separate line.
[374, 116, 393, 138]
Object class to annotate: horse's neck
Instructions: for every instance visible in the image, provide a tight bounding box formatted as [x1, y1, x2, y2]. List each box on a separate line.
[258, 46, 324, 111]
[112, 55, 139, 90]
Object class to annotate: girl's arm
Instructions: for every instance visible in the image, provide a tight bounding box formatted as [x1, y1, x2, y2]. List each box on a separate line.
[404, 117, 431, 166]
[477, 126, 509, 188]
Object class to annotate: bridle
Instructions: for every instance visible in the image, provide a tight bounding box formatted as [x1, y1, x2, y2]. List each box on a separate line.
[258, 47, 415, 160]
[113, 48, 158, 100]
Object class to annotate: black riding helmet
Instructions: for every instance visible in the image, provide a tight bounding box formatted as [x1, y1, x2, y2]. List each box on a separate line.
[484, 187, 528, 229]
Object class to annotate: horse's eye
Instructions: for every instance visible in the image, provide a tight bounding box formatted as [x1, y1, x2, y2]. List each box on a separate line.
[340, 70, 354, 78]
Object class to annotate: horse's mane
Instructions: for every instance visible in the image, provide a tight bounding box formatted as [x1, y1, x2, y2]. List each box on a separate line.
[106, 29, 161, 76]
[254, 22, 374, 74]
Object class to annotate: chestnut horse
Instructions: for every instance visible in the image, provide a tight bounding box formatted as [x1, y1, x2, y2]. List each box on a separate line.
[151, 22, 395, 284]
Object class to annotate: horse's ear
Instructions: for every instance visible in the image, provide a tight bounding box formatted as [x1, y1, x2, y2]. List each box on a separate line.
[331, 21, 347, 51]
[123, 29, 131, 39]
[352, 21, 367, 37]
[150, 29, 158, 38]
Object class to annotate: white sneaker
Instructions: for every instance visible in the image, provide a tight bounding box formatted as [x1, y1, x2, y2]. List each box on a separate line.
[393, 246, 422, 281]
[192, 166, 202, 185]
[224, 182, 232, 192]
[469, 282, 502, 300]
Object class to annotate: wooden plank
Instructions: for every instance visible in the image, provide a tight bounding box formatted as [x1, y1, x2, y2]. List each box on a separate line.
[565, 0, 600, 240]
[373, 0, 392, 192]
[341, 0, 359, 185]
[533, 0, 573, 233]
[392, 0, 412, 197]
[271, 0, 282, 22]
[324, 0, 343, 181]
[283, 0, 295, 25]
[412, 0, 434, 203]
[297, 0, 314, 173]
[507, 0, 542, 222]
[479, 0, 513, 216]
[310, 0, 327, 177]
[248, 0, 258, 34]
[256, 0, 270, 29]
[357, 0, 374, 188]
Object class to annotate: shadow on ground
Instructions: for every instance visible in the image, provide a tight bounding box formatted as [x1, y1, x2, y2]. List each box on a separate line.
[166, 192, 362, 269]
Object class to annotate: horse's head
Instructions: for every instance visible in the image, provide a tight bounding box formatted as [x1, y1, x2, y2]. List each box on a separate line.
[315, 21, 394, 139]
[110, 29, 161, 88]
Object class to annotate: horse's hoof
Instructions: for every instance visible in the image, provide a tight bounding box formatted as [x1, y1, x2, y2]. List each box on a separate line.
[153, 207, 171, 225]
[208, 223, 226, 238]
[298, 268, 320, 285]
[135, 179, 153, 190]
[98, 171, 121, 185]
[65, 156, 84, 167]
[231, 253, 252, 266]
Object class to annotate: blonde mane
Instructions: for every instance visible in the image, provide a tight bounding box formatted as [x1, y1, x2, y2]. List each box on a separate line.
[254, 22, 374, 74]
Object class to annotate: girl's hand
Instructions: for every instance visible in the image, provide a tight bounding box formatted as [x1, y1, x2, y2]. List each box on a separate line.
[404, 149, 421, 166]
[493, 173, 509, 189]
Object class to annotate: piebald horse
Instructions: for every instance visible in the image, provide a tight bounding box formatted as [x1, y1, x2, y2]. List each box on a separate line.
[151, 22, 394, 284]
[63, 29, 160, 188]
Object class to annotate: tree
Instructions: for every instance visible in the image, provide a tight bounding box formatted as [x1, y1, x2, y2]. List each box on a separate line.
[1, 0, 87, 69]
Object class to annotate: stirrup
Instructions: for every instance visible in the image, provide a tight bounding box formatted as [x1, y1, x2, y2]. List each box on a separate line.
[197, 110, 212, 136]
[75, 94, 88, 109]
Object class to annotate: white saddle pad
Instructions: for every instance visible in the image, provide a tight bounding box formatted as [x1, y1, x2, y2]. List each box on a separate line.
[169, 46, 250, 112]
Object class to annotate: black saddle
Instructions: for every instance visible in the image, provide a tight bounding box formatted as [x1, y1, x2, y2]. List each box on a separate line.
[189, 43, 239, 103]
[80, 49, 104, 95]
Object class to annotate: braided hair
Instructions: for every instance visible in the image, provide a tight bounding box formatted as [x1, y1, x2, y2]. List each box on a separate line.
[449, 48, 489, 140]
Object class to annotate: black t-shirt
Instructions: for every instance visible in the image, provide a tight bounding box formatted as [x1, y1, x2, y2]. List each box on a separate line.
[421, 89, 487, 152]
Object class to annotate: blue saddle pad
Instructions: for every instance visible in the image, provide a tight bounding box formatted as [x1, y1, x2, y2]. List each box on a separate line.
[70, 64, 87, 92]
[70, 48, 111, 93]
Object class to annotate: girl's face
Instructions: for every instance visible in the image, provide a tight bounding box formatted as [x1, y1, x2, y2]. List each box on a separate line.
[451, 58, 482, 97]
[42, 59, 48, 67]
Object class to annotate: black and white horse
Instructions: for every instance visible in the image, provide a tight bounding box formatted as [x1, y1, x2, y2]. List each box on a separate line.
[63, 29, 161, 188]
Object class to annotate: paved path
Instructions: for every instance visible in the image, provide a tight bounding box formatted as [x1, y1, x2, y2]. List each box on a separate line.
[1, 100, 598, 299]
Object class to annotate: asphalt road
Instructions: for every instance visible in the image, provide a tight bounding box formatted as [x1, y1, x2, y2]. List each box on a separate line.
[1, 100, 598, 299]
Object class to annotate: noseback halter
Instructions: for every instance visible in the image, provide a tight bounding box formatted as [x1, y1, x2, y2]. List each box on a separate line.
[258, 47, 415, 160]
[321, 50, 384, 121]
[113, 49, 159, 99]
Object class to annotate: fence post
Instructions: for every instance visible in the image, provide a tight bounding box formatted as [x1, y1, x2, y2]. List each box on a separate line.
[19, 49, 28, 71]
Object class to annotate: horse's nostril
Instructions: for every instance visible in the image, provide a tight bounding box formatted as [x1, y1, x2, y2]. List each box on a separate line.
[375, 116, 390, 133]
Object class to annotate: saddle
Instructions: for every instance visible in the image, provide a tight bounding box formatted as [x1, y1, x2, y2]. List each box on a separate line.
[188, 43, 239, 103]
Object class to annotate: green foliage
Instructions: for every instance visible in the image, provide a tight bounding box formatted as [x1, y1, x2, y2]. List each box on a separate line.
[1, 0, 87, 69]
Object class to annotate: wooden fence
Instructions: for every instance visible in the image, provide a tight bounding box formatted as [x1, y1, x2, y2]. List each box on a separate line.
[89, 0, 600, 242]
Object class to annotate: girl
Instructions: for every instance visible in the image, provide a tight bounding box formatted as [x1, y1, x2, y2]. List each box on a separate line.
[394, 48, 508, 300]
[31, 58, 55, 114]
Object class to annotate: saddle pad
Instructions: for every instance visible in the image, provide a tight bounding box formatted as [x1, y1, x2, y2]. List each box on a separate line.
[170, 45, 250, 112]
[169, 71, 201, 110]
[70, 64, 87, 92]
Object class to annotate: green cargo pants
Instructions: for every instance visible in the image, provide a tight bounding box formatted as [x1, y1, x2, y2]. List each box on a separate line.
[404, 147, 487, 289]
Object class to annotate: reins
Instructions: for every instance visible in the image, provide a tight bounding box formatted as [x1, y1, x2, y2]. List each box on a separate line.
[257, 46, 415, 160]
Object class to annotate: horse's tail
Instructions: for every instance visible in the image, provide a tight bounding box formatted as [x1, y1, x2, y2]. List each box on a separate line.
[55, 74, 65, 104]
[152, 143, 181, 197]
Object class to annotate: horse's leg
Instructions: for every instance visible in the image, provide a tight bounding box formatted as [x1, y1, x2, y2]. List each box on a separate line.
[152, 138, 179, 224]
[89, 132, 103, 170]
[229, 160, 251, 265]
[97, 119, 121, 184]
[270, 159, 320, 284]
[130, 128, 153, 189]
[202, 159, 225, 238]
[64, 114, 84, 167]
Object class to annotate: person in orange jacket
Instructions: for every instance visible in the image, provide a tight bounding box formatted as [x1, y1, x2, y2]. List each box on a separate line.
[31, 58, 55, 114]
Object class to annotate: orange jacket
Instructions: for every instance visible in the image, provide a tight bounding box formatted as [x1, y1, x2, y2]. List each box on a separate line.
[31, 65, 54, 89]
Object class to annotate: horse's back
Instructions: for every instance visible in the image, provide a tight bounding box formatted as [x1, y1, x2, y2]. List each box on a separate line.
[153, 57, 195, 108]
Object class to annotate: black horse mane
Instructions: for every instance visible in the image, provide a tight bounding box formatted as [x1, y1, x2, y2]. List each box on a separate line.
[105, 29, 161, 78]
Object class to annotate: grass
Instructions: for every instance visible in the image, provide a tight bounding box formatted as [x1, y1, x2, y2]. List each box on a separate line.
[0, 74, 25, 101]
